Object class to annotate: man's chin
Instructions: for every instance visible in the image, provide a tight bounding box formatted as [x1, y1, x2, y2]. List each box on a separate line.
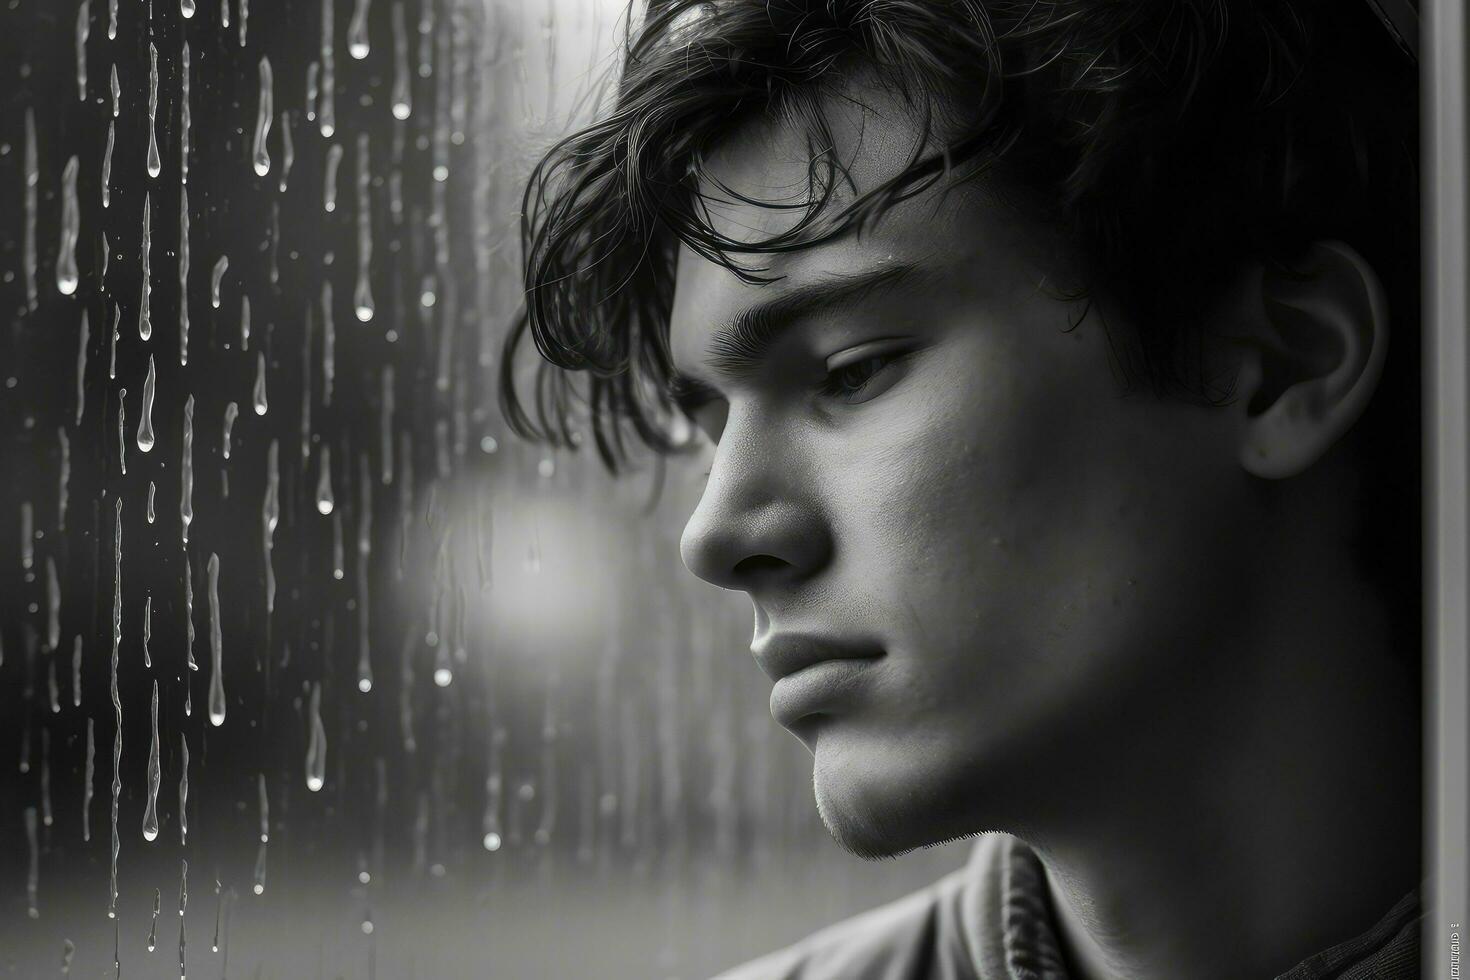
[811, 757, 937, 861]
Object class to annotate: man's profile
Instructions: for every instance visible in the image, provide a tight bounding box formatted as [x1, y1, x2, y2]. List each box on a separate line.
[501, 1, 1425, 977]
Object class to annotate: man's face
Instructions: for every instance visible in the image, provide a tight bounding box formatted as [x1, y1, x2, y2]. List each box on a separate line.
[668, 87, 1266, 858]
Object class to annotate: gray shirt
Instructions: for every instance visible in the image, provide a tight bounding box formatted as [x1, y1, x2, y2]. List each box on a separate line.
[712, 833, 1422, 980]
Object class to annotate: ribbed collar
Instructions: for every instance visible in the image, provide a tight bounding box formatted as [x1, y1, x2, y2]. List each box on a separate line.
[957, 833, 1424, 980]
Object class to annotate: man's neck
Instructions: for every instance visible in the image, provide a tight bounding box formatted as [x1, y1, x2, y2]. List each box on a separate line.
[1026, 547, 1421, 980]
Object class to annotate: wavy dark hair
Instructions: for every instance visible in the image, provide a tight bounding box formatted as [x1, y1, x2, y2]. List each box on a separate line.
[500, 0, 1420, 654]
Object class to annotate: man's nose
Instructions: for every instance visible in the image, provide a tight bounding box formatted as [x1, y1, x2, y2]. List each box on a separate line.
[678, 419, 831, 595]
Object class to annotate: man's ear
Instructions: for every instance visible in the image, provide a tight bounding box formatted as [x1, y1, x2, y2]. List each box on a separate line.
[1231, 240, 1389, 480]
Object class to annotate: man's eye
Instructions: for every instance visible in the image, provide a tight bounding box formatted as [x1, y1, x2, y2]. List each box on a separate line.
[817, 353, 898, 403]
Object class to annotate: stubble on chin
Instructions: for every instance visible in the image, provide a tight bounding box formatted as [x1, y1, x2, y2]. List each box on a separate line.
[810, 750, 1003, 862]
[810, 757, 919, 862]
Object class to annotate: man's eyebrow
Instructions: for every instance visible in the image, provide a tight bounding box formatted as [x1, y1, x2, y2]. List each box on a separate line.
[665, 263, 928, 414]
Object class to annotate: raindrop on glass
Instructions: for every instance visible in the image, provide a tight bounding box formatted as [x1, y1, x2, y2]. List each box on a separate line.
[143, 681, 160, 843]
[147, 888, 160, 950]
[75, 311, 89, 425]
[263, 440, 279, 617]
[24, 807, 39, 918]
[146, 43, 160, 178]
[108, 304, 119, 380]
[22, 108, 36, 312]
[252, 56, 273, 177]
[137, 353, 156, 452]
[139, 192, 152, 340]
[71, 637, 82, 708]
[184, 551, 198, 674]
[180, 40, 191, 185]
[380, 366, 394, 482]
[20, 501, 33, 570]
[142, 595, 152, 667]
[57, 429, 70, 531]
[347, 0, 369, 59]
[178, 733, 189, 845]
[180, 394, 194, 544]
[252, 351, 268, 415]
[257, 772, 270, 842]
[278, 112, 294, 192]
[305, 681, 326, 791]
[391, 1, 410, 118]
[211, 880, 222, 952]
[331, 509, 344, 579]
[116, 387, 127, 474]
[107, 497, 122, 920]
[305, 60, 318, 122]
[321, 280, 336, 404]
[56, 156, 80, 295]
[209, 254, 227, 309]
[315, 445, 335, 514]
[324, 142, 343, 212]
[82, 718, 94, 841]
[179, 184, 190, 365]
[177, 859, 188, 978]
[319, 0, 336, 136]
[354, 133, 374, 320]
[44, 556, 60, 649]
[222, 402, 237, 459]
[252, 840, 267, 894]
[75, 2, 89, 100]
[101, 121, 113, 208]
[207, 552, 224, 726]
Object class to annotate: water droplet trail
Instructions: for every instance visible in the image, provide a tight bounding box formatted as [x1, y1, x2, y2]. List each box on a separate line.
[102, 121, 114, 208]
[253, 351, 268, 415]
[137, 354, 156, 451]
[207, 552, 224, 726]
[348, 0, 370, 59]
[355, 134, 374, 321]
[179, 183, 191, 364]
[146, 43, 161, 178]
[210, 255, 227, 309]
[139, 192, 153, 339]
[316, 445, 334, 514]
[57, 156, 80, 295]
[180, 395, 194, 544]
[82, 718, 94, 842]
[75, 2, 89, 100]
[319, 0, 336, 136]
[305, 681, 326, 791]
[143, 680, 160, 840]
[263, 440, 280, 619]
[253, 56, 273, 177]
[178, 732, 189, 845]
[147, 888, 160, 950]
[23, 108, 37, 311]
[24, 807, 39, 918]
[108, 497, 122, 920]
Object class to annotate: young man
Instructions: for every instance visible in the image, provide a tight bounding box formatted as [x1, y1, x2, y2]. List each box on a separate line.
[502, 2, 1425, 977]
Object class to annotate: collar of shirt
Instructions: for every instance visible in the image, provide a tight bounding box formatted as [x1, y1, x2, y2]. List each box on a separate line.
[958, 834, 1425, 980]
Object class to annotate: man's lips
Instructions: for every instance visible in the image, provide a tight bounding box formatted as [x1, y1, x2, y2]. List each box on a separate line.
[753, 633, 886, 729]
[749, 632, 885, 684]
